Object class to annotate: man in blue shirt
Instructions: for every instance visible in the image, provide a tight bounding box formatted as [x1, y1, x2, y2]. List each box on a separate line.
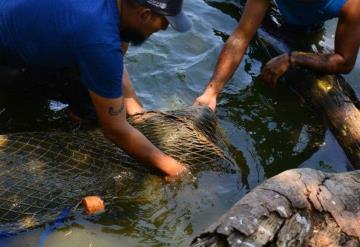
[0, 0, 192, 179]
[194, 0, 360, 109]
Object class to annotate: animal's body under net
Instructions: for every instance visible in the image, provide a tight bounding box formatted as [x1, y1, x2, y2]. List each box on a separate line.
[0, 107, 237, 234]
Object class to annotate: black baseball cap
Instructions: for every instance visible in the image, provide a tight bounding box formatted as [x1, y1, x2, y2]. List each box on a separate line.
[135, 0, 191, 32]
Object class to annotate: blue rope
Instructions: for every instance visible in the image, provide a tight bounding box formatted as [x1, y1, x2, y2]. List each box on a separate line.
[0, 231, 14, 238]
[37, 208, 72, 247]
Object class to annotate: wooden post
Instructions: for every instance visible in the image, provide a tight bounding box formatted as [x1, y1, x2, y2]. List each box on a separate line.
[191, 168, 360, 247]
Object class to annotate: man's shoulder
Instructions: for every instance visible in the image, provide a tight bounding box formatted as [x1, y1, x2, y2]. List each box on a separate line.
[66, 0, 111, 17]
[67, 0, 121, 47]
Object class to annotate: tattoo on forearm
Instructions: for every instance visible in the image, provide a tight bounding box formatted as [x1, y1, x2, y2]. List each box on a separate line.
[108, 102, 125, 116]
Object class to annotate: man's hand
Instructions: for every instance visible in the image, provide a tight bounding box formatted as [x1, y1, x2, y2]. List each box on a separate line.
[90, 91, 190, 180]
[164, 164, 194, 183]
[193, 89, 218, 111]
[163, 161, 190, 182]
[261, 53, 291, 88]
[125, 98, 144, 116]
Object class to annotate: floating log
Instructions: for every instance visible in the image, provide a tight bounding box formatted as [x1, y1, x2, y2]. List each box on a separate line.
[258, 28, 360, 168]
[191, 168, 360, 247]
[286, 71, 360, 168]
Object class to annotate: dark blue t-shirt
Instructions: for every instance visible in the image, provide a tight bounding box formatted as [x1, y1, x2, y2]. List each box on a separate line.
[275, 0, 347, 26]
[0, 0, 123, 98]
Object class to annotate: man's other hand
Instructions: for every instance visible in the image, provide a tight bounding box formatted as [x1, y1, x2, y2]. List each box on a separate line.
[193, 92, 217, 111]
[125, 98, 144, 116]
[261, 53, 291, 88]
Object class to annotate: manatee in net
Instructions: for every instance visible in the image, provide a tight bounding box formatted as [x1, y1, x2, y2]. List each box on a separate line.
[0, 106, 238, 234]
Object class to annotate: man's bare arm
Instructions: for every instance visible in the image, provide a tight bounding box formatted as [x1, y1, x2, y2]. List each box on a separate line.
[89, 91, 187, 177]
[261, 0, 360, 86]
[291, 0, 360, 74]
[194, 0, 270, 110]
[121, 42, 144, 115]
[122, 67, 144, 116]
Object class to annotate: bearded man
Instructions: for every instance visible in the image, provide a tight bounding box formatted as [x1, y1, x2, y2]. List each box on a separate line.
[0, 0, 192, 178]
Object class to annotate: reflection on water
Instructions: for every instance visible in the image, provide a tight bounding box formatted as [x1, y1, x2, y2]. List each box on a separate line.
[0, 0, 356, 246]
[219, 79, 328, 179]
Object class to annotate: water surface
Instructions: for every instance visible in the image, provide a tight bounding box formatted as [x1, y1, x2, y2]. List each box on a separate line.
[0, 0, 358, 246]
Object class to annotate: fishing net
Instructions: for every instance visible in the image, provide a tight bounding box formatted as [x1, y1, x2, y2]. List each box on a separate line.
[0, 106, 237, 234]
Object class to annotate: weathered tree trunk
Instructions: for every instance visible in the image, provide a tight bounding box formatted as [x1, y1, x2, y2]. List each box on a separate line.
[286, 71, 360, 168]
[258, 28, 360, 169]
[191, 168, 360, 247]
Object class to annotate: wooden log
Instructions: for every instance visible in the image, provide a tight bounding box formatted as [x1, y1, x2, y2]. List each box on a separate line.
[258, 25, 360, 169]
[191, 168, 360, 247]
[286, 71, 360, 168]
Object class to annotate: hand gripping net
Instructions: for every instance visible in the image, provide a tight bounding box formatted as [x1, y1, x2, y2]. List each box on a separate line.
[0, 106, 237, 234]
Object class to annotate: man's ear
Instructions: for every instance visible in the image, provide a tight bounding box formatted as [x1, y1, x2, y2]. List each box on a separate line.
[138, 8, 152, 23]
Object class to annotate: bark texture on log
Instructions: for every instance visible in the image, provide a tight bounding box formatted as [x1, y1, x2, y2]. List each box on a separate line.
[286, 71, 360, 168]
[191, 168, 360, 247]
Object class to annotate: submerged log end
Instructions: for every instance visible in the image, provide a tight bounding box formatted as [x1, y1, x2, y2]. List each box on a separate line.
[191, 168, 360, 247]
[287, 71, 360, 168]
